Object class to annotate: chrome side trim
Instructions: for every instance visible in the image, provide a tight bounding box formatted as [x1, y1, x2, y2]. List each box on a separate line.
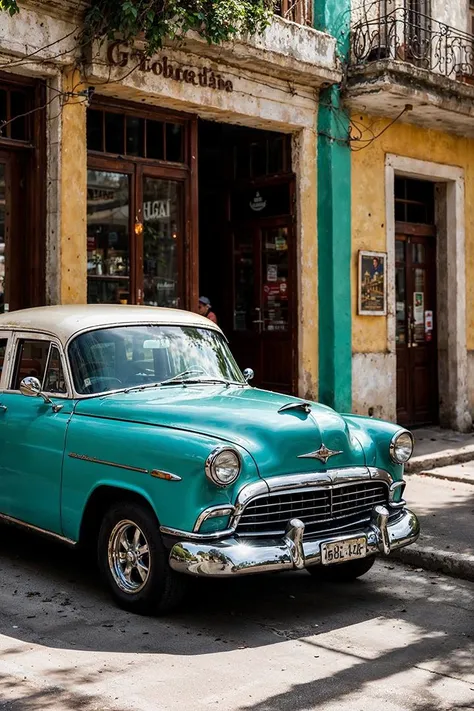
[160, 524, 235, 541]
[68, 452, 148, 474]
[193, 505, 236, 533]
[0, 512, 76, 546]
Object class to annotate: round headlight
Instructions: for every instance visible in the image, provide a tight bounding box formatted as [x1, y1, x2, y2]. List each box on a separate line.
[205, 447, 241, 487]
[390, 431, 414, 464]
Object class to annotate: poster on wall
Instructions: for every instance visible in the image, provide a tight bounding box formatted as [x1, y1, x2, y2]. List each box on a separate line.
[358, 250, 387, 316]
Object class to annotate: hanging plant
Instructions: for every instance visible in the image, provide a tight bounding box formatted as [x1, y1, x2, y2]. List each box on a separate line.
[0, 0, 19, 15]
[0, 0, 274, 56]
[84, 0, 274, 55]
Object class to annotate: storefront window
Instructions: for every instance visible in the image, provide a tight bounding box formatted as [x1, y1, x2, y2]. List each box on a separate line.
[143, 178, 182, 308]
[87, 170, 130, 304]
[87, 108, 184, 163]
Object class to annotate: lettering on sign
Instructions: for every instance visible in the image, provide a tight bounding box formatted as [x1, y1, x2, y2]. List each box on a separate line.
[107, 42, 233, 93]
[143, 199, 171, 221]
[249, 192, 266, 212]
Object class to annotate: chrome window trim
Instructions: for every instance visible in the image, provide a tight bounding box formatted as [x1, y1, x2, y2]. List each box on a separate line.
[3, 331, 73, 399]
[0, 330, 13, 392]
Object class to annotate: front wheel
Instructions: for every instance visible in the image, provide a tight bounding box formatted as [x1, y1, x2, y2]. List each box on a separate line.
[308, 555, 376, 583]
[98, 501, 187, 615]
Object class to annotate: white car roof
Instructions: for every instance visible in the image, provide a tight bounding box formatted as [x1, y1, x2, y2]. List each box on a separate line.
[0, 305, 221, 346]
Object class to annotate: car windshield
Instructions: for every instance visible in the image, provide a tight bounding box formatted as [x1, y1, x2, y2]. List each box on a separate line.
[69, 325, 245, 395]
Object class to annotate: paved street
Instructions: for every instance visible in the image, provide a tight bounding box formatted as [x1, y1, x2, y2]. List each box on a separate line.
[0, 524, 473, 711]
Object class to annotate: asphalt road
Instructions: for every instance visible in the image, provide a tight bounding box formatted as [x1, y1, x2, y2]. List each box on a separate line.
[0, 526, 473, 711]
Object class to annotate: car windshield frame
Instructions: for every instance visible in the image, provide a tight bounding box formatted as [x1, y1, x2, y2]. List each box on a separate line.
[67, 323, 246, 397]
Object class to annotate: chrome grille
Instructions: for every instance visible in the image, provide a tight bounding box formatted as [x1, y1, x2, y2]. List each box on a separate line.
[235, 481, 389, 537]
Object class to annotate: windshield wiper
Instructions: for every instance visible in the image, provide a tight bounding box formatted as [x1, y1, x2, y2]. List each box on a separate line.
[160, 377, 230, 387]
[122, 376, 230, 395]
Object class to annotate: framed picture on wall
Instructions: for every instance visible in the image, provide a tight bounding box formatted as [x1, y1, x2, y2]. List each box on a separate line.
[358, 250, 387, 316]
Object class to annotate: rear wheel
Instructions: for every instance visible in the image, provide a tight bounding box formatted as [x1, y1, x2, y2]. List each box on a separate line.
[98, 501, 186, 615]
[308, 555, 376, 583]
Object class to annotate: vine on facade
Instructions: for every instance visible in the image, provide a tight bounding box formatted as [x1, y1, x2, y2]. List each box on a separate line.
[1, 0, 274, 55]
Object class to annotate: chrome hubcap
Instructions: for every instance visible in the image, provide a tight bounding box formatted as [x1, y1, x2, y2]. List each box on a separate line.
[108, 520, 151, 594]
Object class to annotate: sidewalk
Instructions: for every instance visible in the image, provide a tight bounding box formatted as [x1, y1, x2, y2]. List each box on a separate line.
[406, 426, 474, 473]
[393, 465, 474, 582]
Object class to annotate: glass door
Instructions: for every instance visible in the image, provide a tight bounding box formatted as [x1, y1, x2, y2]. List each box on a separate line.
[87, 169, 131, 304]
[229, 218, 295, 393]
[0, 159, 7, 313]
[141, 176, 183, 308]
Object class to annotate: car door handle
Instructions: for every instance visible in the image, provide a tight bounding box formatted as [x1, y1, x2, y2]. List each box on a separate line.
[0, 404, 7, 412]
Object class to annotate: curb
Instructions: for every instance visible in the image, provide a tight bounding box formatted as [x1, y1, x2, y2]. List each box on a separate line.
[405, 445, 474, 474]
[393, 545, 474, 583]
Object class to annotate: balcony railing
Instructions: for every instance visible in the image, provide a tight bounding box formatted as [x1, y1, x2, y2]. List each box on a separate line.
[274, 0, 313, 27]
[351, 6, 474, 83]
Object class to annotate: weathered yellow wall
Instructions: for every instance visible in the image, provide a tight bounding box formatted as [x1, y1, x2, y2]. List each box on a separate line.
[60, 68, 87, 304]
[296, 126, 318, 400]
[351, 115, 474, 353]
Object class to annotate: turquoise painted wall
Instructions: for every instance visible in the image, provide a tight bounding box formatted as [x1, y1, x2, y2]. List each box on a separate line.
[314, 0, 352, 412]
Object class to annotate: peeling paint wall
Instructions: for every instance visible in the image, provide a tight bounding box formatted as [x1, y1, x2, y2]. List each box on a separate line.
[351, 115, 474, 426]
[293, 127, 318, 400]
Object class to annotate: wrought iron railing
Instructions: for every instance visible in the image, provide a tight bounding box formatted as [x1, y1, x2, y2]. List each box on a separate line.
[351, 6, 474, 82]
[274, 0, 313, 27]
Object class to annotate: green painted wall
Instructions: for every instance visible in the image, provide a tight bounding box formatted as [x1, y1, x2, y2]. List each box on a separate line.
[314, 0, 352, 412]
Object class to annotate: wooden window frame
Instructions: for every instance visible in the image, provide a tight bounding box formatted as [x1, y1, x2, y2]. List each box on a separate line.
[87, 99, 198, 310]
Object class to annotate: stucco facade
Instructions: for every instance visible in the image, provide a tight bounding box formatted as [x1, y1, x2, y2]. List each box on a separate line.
[0, 0, 347, 403]
[350, 117, 474, 431]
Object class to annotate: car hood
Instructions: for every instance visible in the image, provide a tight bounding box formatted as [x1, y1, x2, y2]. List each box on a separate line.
[74, 385, 367, 478]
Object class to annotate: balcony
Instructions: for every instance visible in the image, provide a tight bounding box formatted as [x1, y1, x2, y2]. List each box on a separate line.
[346, 6, 474, 137]
[275, 0, 313, 27]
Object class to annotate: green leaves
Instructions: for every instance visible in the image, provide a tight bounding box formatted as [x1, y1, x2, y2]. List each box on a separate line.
[0, 0, 273, 58]
[0, 0, 19, 16]
[82, 0, 274, 56]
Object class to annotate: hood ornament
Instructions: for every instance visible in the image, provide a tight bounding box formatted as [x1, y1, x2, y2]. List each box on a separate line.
[298, 443, 343, 464]
[278, 402, 312, 415]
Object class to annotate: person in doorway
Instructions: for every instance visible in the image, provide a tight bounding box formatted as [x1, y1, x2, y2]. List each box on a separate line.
[198, 296, 217, 324]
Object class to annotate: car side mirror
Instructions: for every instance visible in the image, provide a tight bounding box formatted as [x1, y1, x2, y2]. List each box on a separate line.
[243, 368, 254, 383]
[20, 376, 63, 413]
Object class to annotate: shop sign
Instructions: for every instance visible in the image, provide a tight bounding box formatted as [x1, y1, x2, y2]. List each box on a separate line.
[107, 41, 233, 93]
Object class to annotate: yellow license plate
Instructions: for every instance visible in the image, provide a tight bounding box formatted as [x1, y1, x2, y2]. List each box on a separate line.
[320, 537, 367, 565]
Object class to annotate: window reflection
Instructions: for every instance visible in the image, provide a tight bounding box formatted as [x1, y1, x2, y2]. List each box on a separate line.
[87, 170, 130, 304]
[143, 178, 181, 308]
[0, 163, 5, 314]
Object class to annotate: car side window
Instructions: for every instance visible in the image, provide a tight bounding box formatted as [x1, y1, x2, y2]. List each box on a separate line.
[44, 345, 67, 394]
[12, 339, 51, 391]
[0, 338, 7, 379]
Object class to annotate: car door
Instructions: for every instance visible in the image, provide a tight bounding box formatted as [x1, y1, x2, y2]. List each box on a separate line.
[0, 332, 72, 534]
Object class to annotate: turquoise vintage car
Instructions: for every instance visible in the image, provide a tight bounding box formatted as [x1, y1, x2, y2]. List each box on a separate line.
[0, 306, 419, 614]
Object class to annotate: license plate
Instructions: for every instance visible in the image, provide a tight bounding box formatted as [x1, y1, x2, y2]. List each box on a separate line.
[320, 537, 367, 565]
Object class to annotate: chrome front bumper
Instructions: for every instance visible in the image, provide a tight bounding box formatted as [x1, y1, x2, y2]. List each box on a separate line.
[169, 506, 420, 577]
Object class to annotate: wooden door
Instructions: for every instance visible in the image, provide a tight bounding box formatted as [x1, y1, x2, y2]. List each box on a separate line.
[396, 228, 438, 426]
[229, 217, 295, 394]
